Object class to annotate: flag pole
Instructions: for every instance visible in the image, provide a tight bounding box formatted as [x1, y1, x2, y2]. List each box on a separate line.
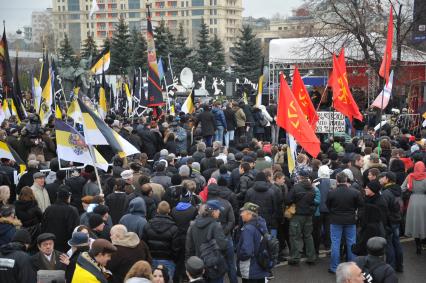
[88, 145, 104, 195]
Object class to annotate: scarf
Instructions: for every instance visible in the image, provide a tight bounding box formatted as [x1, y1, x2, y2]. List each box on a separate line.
[407, 161, 426, 191]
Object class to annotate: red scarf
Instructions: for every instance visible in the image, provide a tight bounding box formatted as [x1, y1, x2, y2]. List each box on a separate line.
[407, 161, 426, 191]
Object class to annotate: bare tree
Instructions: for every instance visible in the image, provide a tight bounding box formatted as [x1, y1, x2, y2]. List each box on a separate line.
[305, 0, 425, 77]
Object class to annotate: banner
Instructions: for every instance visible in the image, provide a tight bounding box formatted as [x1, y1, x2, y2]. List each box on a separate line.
[315, 111, 345, 133]
[413, 0, 426, 42]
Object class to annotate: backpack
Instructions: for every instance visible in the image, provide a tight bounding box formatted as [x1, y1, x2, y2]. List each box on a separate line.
[358, 256, 390, 283]
[258, 112, 268, 127]
[199, 223, 228, 279]
[253, 224, 280, 270]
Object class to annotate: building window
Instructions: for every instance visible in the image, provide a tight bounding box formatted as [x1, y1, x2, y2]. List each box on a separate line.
[129, 0, 140, 9]
[278, 27, 282, 30]
[69, 14, 80, 19]
[192, 0, 204, 6]
[193, 9, 203, 16]
[68, 0, 79, 11]
[129, 12, 140, 18]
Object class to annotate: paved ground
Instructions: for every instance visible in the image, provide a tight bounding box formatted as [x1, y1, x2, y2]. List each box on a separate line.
[269, 239, 426, 283]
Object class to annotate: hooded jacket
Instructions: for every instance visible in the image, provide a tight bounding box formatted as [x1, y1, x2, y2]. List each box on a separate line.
[381, 183, 402, 224]
[72, 252, 108, 283]
[107, 232, 152, 283]
[245, 181, 278, 228]
[185, 215, 227, 259]
[143, 214, 179, 260]
[212, 107, 227, 129]
[119, 197, 148, 239]
[287, 180, 316, 216]
[0, 218, 21, 246]
[208, 184, 239, 220]
[0, 242, 36, 283]
[237, 216, 270, 279]
[14, 200, 42, 228]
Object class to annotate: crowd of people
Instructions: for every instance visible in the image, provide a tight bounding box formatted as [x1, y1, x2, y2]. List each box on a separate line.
[0, 99, 424, 283]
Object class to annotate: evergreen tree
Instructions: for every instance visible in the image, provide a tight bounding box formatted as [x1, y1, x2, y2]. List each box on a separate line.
[110, 16, 131, 74]
[58, 34, 76, 67]
[172, 23, 194, 75]
[102, 37, 111, 50]
[194, 19, 213, 82]
[154, 20, 175, 61]
[81, 35, 98, 60]
[209, 34, 226, 80]
[231, 25, 263, 82]
[130, 29, 147, 71]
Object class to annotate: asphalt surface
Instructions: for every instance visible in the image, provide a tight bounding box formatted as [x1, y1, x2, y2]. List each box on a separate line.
[269, 239, 426, 283]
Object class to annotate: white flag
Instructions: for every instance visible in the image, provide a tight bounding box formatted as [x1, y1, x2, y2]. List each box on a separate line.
[89, 0, 99, 18]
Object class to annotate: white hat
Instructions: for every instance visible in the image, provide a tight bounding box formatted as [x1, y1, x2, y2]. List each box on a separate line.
[160, 149, 169, 157]
[342, 169, 354, 182]
[120, 170, 134, 180]
[318, 165, 330, 179]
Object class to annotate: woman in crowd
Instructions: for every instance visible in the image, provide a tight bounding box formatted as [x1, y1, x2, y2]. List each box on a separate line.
[124, 260, 153, 283]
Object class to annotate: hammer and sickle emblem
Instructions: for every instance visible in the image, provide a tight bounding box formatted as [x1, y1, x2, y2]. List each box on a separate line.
[298, 89, 308, 107]
[337, 77, 349, 104]
[288, 101, 300, 128]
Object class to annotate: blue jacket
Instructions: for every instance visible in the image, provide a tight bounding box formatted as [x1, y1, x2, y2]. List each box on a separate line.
[316, 178, 332, 213]
[212, 108, 227, 129]
[237, 216, 271, 279]
[314, 187, 321, 217]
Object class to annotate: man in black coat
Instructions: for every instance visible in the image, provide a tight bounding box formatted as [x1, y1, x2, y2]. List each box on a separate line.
[41, 187, 79, 252]
[196, 105, 216, 147]
[137, 124, 158, 159]
[326, 172, 364, 273]
[65, 172, 87, 213]
[143, 201, 179, 278]
[0, 230, 36, 283]
[31, 233, 67, 272]
[106, 179, 128, 225]
[45, 170, 66, 204]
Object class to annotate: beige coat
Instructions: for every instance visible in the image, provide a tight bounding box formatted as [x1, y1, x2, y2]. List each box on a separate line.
[31, 183, 51, 212]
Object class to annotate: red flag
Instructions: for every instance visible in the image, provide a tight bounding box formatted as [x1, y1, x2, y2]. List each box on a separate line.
[327, 49, 346, 86]
[277, 73, 320, 158]
[331, 54, 363, 122]
[292, 67, 319, 130]
[379, 7, 393, 83]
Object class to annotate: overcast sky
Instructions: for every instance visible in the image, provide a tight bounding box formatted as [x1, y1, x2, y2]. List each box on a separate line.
[0, 0, 305, 33]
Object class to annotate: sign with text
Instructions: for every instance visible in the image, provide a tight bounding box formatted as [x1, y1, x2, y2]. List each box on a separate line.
[316, 111, 346, 133]
[413, 0, 426, 42]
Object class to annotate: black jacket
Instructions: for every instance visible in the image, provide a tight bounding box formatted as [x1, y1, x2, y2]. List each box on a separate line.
[142, 215, 179, 260]
[224, 108, 237, 131]
[354, 255, 398, 283]
[208, 184, 239, 220]
[14, 200, 42, 228]
[245, 181, 278, 228]
[326, 184, 364, 225]
[287, 180, 315, 216]
[31, 250, 67, 271]
[65, 175, 87, 213]
[381, 183, 402, 224]
[137, 127, 158, 159]
[0, 242, 36, 283]
[196, 110, 216, 136]
[105, 192, 128, 225]
[45, 179, 63, 204]
[171, 203, 197, 244]
[185, 216, 227, 259]
[16, 168, 39, 195]
[206, 195, 235, 236]
[41, 201, 80, 253]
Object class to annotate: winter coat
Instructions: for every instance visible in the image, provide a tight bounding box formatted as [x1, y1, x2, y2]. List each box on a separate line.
[120, 197, 148, 239]
[171, 202, 197, 248]
[150, 172, 172, 189]
[253, 110, 265, 134]
[224, 107, 237, 131]
[242, 104, 255, 124]
[31, 249, 67, 271]
[66, 246, 89, 283]
[254, 158, 272, 171]
[206, 195, 235, 236]
[83, 182, 101, 197]
[196, 110, 216, 136]
[137, 127, 158, 159]
[192, 151, 206, 163]
[326, 184, 364, 225]
[212, 108, 227, 129]
[237, 172, 255, 200]
[107, 232, 152, 283]
[65, 175, 87, 213]
[208, 184, 239, 221]
[0, 242, 36, 283]
[237, 216, 270, 279]
[45, 179, 63, 204]
[41, 200, 80, 252]
[143, 214, 179, 260]
[0, 218, 21, 246]
[105, 192, 128, 225]
[72, 252, 108, 283]
[185, 216, 227, 259]
[16, 168, 39, 195]
[14, 200, 42, 228]
[381, 183, 402, 224]
[245, 181, 278, 229]
[31, 183, 50, 213]
[315, 178, 333, 213]
[353, 255, 398, 283]
[234, 107, 246, 128]
[286, 180, 316, 216]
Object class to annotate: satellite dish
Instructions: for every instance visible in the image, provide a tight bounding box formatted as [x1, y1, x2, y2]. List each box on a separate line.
[180, 67, 194, 89]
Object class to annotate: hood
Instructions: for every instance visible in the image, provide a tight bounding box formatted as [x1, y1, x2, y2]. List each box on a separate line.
[125, 278, 152, 283]
[0, 242, 26, 254]
[384, 183, 402, 197]
[129, 197, 147, 216]
[209, 185, 232, 199]
[0, 218, 21, 236]
[149, 215, 176, 233]
[194, 216, 215, 229]
[112, 232, 140, 248]
[297, 179, 314, 190]
[176, 202, 193, 211]
[253, 181, 270, 192]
